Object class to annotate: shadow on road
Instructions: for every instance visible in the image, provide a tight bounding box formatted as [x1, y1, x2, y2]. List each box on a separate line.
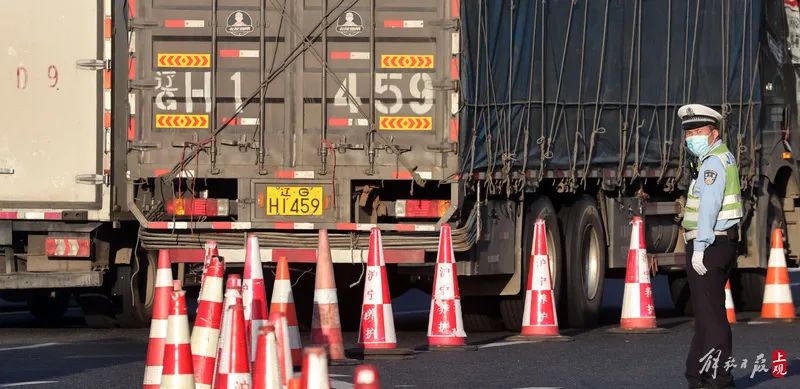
[0, 337, 146, 385]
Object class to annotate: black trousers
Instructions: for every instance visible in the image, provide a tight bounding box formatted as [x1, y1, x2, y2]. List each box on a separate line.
[684, 237, 737, 388]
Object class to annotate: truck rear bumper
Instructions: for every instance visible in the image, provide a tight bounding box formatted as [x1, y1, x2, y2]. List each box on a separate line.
[0, 271, 103, 289]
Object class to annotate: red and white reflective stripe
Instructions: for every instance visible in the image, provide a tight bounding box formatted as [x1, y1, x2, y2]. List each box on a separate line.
[164, 19, 206, 28]
[153, 169, 195, 178]
[45, 238, 91, 257]
[210, 222, 253, 230]
[383, 20, 424, 28]
[0, 211, 62, 220]
[221, 117, 258, 126]
[330, 51, 370, 60]
[275, 170, 315, 179]
[219, 49, 259, 58]
[273, 222, 315, 230]
[392, 170, 432, 179]
[328, 117, 369, 127]
[208, 248, 424, 264]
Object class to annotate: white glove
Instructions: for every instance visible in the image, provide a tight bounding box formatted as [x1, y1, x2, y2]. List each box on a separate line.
[691, 251, 707, 276]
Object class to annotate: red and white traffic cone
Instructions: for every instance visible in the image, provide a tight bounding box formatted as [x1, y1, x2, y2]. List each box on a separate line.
[508, 218, 572, 342]
[349, 227, 414, 359]
[143, 250, 173, 389]
[609, 216, 667, 333]
[269, 311, 295, 388]
[353, 364, 380, 389]
[200, 240, 219, 296]
[213, 275, 243, 386]
[191, 255, 224, 389]
[725, 280, 737, 324]
[253, 324, 283, 389]
[300, 347, 329, 389]
[311, 229, 357, 365]
[244, 233, 269, 363]
[757, 228, 796, 322]
[270, 256, 302, 366]
[215, 303, 252, 389]
[160, 283, 194, 388]
[426, 224, 475, 350]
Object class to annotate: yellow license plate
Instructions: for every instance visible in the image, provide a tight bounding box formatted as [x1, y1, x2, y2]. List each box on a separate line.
[265, 186, 323, 216]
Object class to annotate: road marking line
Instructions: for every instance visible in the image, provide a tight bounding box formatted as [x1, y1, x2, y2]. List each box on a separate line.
[65, 354, 138, 359]
[0, 381, 59, 387]
[331, 380, 353, 389]
[0, 343, 60, 352]
[329, 374, 349, 378]
[478, 340, 530, 349]
[393, 309, 429, 316]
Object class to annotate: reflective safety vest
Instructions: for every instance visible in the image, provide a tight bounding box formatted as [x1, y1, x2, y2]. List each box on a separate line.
[682, 143, 743, 230]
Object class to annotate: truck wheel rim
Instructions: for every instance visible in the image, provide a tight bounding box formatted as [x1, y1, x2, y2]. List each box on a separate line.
[582, 225, 601, 300]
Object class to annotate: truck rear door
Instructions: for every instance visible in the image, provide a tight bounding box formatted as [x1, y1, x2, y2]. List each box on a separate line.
[0, 0, 107, 214]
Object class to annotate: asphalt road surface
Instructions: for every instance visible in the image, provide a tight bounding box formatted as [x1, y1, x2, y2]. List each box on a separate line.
[0, 272, 798, 388]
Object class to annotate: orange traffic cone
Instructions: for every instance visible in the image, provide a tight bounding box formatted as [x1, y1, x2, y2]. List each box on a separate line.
[758, 228, 796, 321]
[311, 229, 357, 365]
[507, 219, 572, 342]
[425, 224, 475, 350]
[270, 256, 302, 366]
[253, 324, 283, 389]
[609, 216, 667, 334]
[300, 347, 329, 389]
[244, 233, 269, 363]
[143, 250, 173, 389]
[161, 282, 195, 388]
[191, 255, 225, 389]
[269, 311, 294, 388]
[725, 280, 737, 324]
[215, 303, 252, 389]
[349, 227, 414, 359]
[353, 364, 380, 389]
[287, 377, 302, 389]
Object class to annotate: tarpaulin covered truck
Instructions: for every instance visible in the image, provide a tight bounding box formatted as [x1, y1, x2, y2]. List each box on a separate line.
[1, 0, 798, 329]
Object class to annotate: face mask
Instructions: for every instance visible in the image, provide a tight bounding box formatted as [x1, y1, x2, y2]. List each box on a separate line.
[686, 134, 710, 157]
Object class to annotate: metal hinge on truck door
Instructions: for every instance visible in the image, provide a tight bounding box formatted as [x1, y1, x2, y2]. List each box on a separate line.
[75, 174, 110, 186]
[429, 18, 460, 30]
[128, 18, 159, 30]
[76, 59, 109, 71]
[427, 142, 458, 155]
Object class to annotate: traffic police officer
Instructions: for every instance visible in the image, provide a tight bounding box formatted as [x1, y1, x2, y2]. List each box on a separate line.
[679, 104, 743, 389]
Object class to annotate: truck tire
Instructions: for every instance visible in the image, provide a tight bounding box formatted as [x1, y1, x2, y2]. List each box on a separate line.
[736, 186, 782, 311]
[563, 196, 606, 328]
[464, 296, 505, 332]
[668, 273, 693, 317]
[27, 291, 70, 323]
[500, 196, 564, 332]
[115, 250, 155, 327]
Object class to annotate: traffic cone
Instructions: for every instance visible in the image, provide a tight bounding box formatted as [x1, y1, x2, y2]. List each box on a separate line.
[270, 256, 302, 366]
[725, 280, 737, 324]
[253, 324, 283, 389]
[191, 255, 224, 389]
[215, 303, 252, 389]
[269, 311, 294, 388]
[425, 224, 475, 350]
[287, 378, 301, 389]
[200, 240, 219, 295]
[213, 275, 243, 387]
[758, 228, 796, 321]
[353, 365, 380, 389]
[300, 347, 329, 389]
[161, 282, 194, 388]
[609, 216, 667, 333]
[144, 250, 173, 389]
[507, 219, 572, 342]
[348, 227, 414, 359]
[244, 233, 269, 363]
[311, 229, 358, 365]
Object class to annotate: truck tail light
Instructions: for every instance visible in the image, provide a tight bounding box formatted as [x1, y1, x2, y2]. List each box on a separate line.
[395, 200, 451, 218]
[46, 237, 91, 257]
[166, 198, 229, 217]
